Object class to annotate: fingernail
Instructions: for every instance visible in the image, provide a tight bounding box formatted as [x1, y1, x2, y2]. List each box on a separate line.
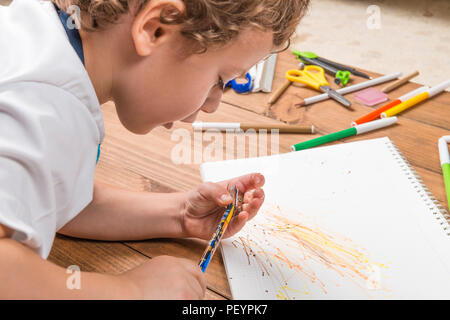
[255, 175, 262, 185]
[221, 194, 232, 203]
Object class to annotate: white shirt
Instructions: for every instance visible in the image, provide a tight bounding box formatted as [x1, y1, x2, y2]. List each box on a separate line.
[0, 0, 105, 258]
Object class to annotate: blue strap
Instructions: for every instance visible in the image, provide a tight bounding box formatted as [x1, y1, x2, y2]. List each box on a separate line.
[53, 4, 85, 66]
[54, 4, 101, 164]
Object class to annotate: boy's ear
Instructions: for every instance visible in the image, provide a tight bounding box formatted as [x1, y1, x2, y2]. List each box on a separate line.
[131, 0, 185, 56]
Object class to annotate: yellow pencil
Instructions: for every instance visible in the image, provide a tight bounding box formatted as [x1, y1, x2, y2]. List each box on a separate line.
[381, 79, 450, 118]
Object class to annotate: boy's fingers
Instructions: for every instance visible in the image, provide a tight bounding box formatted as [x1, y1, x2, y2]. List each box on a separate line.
[220, 173, 265, 193]
[182, 260, 207, 297]
[243, 188, 265, 203]
[183, 275, 204, 299]
[226, 211, 248, 237]
[225, 189, 264, 237]
[197, 182, 233, 206]
[187, 275, 206, 299]
[242, 188, 264, 219]
[242, 197, 264, 221]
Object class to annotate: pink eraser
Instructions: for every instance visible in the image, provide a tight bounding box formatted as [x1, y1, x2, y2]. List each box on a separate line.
[354, 87, 388, 106]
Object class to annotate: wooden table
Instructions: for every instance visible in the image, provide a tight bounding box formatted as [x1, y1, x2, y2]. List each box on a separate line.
[48, 51, 450, 300]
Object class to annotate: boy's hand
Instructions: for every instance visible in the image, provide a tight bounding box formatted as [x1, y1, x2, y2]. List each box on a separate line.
[181, 173, 265, 240]
[120, 255, 206, 300]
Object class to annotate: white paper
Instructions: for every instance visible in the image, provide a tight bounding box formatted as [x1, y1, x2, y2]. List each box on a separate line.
[200, 137, 450, 300]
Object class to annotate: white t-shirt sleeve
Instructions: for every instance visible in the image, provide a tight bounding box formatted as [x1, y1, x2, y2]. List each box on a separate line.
[0, 81, 100, 258]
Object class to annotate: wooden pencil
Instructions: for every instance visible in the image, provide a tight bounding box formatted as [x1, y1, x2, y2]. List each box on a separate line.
[267, 80, 292, 105]
[381, 71, 420, 93]
[193, 122, 314, 134]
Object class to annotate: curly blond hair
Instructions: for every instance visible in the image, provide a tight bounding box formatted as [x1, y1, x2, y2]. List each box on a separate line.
[51, 0, 310, 53]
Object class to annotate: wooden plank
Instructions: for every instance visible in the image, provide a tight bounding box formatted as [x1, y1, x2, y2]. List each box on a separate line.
[48, 235, 224, 300]
[95, 99, 448, 300]
[99, 101, 447, 204]
[222, 50, 450, 130]
[60, 53, 448, 301]
[95, 152, 175, 193]
[214, 92, 448, 175]
[99, 104, 201, 191]
[415, 167, 449, 207]
[48, 235, 148, 275]
[125, 239, 232, 299]
[204, 289, 227, 300]
[269, 107, 448, 174]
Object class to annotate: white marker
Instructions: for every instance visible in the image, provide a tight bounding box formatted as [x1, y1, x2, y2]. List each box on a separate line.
[299, 72, 403, 106]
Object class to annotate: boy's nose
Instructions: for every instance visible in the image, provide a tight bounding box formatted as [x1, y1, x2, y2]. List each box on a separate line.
[181, 90, 222, 123]
[181, 111, 200, 123]
[200, 92, 222, 114]
[201, 102, 219, 114]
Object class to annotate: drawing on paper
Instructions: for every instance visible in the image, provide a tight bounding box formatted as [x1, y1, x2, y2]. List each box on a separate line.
[226, 204, 391, 299]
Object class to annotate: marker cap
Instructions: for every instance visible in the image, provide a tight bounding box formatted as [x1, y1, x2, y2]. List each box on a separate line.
[439, 136, 450, 166]
[428, 79, 450, 98]
[192, 122, 240, 131]
[355, 117, 398, 134]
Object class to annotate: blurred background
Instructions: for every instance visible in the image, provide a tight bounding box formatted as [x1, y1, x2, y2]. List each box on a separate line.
[291, 0, 450, 87]
[2, 0, 449, 87]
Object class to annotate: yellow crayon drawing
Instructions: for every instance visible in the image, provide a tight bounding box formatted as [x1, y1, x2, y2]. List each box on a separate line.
[230, 204, 390, 299]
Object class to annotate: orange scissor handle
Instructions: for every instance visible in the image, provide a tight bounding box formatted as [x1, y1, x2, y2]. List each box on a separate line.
[286, 65, 329, 91]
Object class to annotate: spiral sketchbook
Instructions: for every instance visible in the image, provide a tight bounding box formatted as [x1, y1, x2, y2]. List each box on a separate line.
[200, 137, 450, 299]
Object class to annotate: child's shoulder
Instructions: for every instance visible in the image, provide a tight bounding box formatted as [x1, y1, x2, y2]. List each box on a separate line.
[0, 0, 96, 107]
[0, 0, 103, 139]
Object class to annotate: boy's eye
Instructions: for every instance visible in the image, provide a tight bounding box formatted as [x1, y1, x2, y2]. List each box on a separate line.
[217, 77, 225, 91]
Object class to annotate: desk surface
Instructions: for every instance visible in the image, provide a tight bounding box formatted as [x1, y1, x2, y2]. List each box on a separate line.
[48, 51, 450, 300]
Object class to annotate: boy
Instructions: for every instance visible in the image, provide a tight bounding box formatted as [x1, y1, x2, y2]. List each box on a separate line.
[0, 0, 309, 299]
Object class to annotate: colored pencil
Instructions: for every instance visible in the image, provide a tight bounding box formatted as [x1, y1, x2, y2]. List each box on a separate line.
[198, 190, 237, 273]
[351, 86, 428, 126]
[381, 71, 420, 93]
[267, 80, 292, 105]
[192, 122, 315, 134]
[381, 79, 450, 118]
[291, 117, 398, 152]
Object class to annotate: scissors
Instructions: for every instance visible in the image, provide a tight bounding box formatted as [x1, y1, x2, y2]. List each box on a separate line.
[293, 50, 371, 83]
[286, 65, 352, 109]
[198, 185, 243, 273]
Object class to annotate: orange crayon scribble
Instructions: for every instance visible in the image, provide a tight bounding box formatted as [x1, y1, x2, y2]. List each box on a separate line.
[230, 204, 391, 299]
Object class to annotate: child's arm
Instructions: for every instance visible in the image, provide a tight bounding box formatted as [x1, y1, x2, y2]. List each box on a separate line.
[0, 224, 205, 299]
[0, 225, 132, 299]
[58, 181, 187, 240]
[58, 173, 265, 242]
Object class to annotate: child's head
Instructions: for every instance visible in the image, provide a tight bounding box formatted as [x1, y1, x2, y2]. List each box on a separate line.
[54, 0, 310, 134]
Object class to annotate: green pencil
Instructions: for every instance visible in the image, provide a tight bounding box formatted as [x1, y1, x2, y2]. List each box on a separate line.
[439, 136, 450, 209]
[291, 117, 397, 152]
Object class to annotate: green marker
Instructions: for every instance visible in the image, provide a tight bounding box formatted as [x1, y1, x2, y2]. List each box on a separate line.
[439, 136, 450, 209]
[291, 117, 398, 152]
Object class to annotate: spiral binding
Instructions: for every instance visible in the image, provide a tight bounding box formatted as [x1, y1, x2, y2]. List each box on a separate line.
[386, 140, 450, 236]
